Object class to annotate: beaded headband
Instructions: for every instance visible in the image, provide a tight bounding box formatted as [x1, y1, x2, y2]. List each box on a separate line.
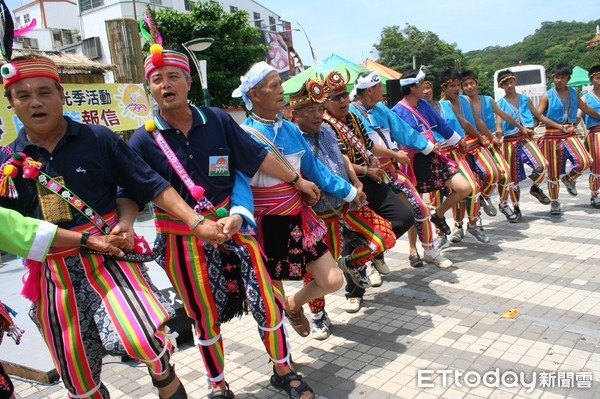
[289, 78, 326, 109]
[2, 57, 60, 89]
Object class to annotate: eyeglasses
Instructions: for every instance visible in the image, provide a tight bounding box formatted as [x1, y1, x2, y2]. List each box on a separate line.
[329, 92, 349, 102]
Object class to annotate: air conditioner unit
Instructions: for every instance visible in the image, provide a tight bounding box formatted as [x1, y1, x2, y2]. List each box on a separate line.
[82, 37, 102, 59]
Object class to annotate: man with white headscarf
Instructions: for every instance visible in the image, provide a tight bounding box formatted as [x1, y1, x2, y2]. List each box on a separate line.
[234, 62, 360, 399]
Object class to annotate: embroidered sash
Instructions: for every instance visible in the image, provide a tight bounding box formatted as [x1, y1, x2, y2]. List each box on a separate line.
[323, 113, 370, 163]
[149, 122, 214, 214]
[241, 124, 326, 249]
[252, 182, 326, 249]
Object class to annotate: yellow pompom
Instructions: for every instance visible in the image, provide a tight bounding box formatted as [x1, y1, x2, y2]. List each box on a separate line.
[145, 120, 156, 132]
[150, 44, 163, 55]
[2, 164, 17, 178]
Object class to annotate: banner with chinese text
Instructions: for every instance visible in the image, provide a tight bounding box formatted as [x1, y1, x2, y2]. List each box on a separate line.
[0, 83, 152, 146]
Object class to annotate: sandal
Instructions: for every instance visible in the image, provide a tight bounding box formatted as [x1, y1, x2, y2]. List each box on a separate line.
[284, 308, 310, 338]
[149, 364, 188, 399]
[270, 369, 315, 399]
[430, 211, 451, 236]
[207, 382, 235, 398]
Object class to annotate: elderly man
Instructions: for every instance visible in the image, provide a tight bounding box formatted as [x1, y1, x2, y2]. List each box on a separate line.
[291, 76, 391, 338]
[124, 49, 314, 398]
[234, 62, 363, 398]
[0, 55, 222, 398]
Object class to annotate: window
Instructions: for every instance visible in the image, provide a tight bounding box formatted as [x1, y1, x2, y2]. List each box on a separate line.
[230, 6, 237, 13]
[269, 16, 276, 31]
[15, 16, 20, 26]
[150, 0, 162, 5]
[253, 12, 261, 28]
[79, 0, 104, 13]
[185, 0, 195, 10]
[23, 14, 30, 24]
[82, 37, 102, 59]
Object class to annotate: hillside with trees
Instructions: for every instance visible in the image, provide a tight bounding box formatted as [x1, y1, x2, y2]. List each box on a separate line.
[464, 19, 600, 95]
[374, 20, 600, 97]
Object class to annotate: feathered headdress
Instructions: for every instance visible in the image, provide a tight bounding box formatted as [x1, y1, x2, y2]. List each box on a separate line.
[139, 5, 190, 79]
[0, 0, 37, 61]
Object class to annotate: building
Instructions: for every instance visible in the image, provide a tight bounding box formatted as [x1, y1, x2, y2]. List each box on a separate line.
[12, 0, 80, 53]
[11, 0, 294, 82]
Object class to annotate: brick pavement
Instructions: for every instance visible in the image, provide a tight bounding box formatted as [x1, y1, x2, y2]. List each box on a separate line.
[9, 179, 600, 399]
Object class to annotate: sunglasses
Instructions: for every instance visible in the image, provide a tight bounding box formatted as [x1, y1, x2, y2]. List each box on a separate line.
[329, 92, 349, 102]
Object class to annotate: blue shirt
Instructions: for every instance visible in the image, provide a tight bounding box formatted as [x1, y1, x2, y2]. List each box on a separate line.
[0, 117, 170, 229]
[436, 101, 465, 141]
[582, 91, 600, 128]
[302, 124, 350, 213]
[545, 87, 578, 124]
[126, 106, 267, 224]
[392, 99, 459, 145]
[243, 117, 355, 202]
[350, 101, 432, 153]
[473, 95, 496, 133]
[497, 94, 534, 135]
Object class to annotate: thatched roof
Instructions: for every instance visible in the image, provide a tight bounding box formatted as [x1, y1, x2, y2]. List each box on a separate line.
[1, 50, 116, 74]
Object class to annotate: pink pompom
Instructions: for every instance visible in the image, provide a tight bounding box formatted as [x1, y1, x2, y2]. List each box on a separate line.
[22, 166, 40, 179]
[191, 185, 205, 200]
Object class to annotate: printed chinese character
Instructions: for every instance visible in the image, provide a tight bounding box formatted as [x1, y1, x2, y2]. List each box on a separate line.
[101, 109, 120, 127]
[575, 372, 592, 389]
[81, 110, 100, 125]
[98, 90, 112, 105]
[86, 90, 100, 106]
[538, 371, 557, 388]
[70, 90, 86, 106]
[557, 371, 574, 388]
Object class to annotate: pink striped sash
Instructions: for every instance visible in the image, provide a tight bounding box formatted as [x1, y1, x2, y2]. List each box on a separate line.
[252, 182, 326, 249]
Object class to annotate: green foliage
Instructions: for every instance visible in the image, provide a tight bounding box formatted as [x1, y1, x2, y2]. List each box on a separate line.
[465, 19, 600, 95]
[374, 24, 464, 98]
[151, 1, 268, 107]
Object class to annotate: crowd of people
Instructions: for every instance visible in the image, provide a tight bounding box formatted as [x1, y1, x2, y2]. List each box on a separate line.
[0, 39, 599, 399]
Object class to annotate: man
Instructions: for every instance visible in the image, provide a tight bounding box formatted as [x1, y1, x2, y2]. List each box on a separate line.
[537, 64, 600, 215]
[321, 70, 415, 312]
[0, 207, 127, 399]
[352, 70, 454, 269]
[126, 52, 314, 398]
[579, 65, 600, 208]
[461, 70, 538, 221]
[439, 69, 497, 244]
[292, 77, 392, 338]
[235, 62, 362, 399]
[390, 69, 471, 254]
[0, 55, 225, 398]
[495, 69, 558, 218]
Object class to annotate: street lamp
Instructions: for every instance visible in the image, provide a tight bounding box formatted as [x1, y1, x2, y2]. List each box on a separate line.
[182, 37, 214, 107]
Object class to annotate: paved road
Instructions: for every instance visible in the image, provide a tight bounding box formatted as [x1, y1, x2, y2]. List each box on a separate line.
[7, 178, 600, 399]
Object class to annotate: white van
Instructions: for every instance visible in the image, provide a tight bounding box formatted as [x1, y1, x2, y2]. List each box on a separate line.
[493, 64, 547, 107]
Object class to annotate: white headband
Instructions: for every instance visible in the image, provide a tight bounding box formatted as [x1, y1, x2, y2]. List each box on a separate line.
[232, 61, 277, 110]
[355, 71, 381, 90]
[400, 66, 426, 87]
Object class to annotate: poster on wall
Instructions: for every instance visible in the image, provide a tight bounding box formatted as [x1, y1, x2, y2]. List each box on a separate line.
[0, 83, 152, 146]
[262, 30, 290, 77]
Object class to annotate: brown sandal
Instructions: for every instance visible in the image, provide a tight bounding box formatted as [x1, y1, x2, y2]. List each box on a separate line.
[284, 308, 310, 337]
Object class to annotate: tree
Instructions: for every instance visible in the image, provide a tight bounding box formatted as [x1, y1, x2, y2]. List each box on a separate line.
[374, 24, 464, 98]
[152, 2, 268, 107]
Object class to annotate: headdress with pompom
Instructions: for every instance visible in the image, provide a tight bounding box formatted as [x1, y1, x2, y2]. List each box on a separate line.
[0, 0, 55, 89]
[323, 70, 351, 97]
[140, 5, 190, 79]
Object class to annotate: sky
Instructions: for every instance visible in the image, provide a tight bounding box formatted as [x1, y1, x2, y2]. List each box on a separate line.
[4, 0, 597, 66]
[257, 0, 598, 66]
